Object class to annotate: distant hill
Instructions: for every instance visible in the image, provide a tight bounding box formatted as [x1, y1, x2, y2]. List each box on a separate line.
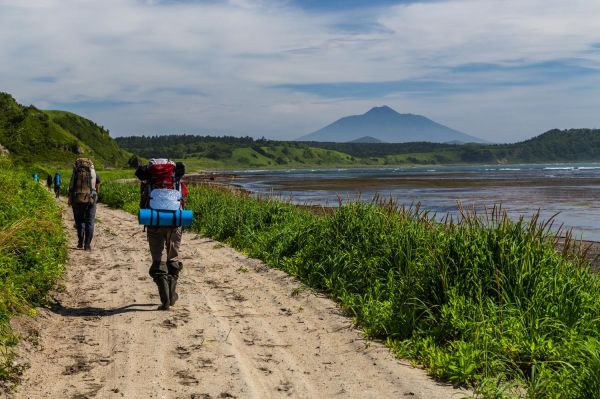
[116, 135, 355, 168]
[0, 92, 132, 166]
[349, 136, 383, 143]
[298, 106, 485, 143]
[311, 128, 600, 164]
[503, 128, 600, 162]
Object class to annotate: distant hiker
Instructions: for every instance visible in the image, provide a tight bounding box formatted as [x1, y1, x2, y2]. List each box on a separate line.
[53, 172, 62, 198]
[46, 174, 53, 189]
[68, 158, 100, 251]
[135, 159, 188, 310]
[32, 173, 39, 182]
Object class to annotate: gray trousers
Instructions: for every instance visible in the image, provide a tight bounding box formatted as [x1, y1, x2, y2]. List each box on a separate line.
[147, 227, 183, 279]
[72, 203, 97, 246]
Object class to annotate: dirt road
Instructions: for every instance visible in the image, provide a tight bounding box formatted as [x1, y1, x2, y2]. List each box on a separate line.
[11, 203, 464, 399]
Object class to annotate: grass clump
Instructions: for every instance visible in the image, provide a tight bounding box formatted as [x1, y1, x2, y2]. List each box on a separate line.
[0, 159, 67, 383]
[98, 180, 140, 214]
[99, 181, 600, 397]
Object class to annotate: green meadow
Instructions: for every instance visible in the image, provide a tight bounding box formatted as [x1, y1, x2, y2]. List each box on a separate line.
[99, 180, 600, 398]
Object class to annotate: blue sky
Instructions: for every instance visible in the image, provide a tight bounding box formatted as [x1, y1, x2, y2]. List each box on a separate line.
[1, 0, 600, 142]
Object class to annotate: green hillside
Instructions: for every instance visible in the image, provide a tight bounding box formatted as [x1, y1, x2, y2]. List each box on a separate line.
[116, 135, 356, 168]
[117, 129, 600, 169]
[0, 92, 132, 167]
[311, 129, 600, 164]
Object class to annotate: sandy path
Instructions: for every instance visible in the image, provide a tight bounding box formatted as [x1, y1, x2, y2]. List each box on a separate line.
[10, 202, 464, 399]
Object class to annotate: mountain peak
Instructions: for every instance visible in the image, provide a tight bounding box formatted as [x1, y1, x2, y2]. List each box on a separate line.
[298, 106, 486, 143]
[365, 105, 397, 115]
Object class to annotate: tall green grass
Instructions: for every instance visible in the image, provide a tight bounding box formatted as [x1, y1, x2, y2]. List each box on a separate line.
[97, 179, 140, 214]
[100, 181, 600, 398]
[0, 159, 67, 383]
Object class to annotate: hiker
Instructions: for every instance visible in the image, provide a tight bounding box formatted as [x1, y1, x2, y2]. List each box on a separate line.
[46, 174, 53, 189]
[67, 158, 100, 251]
[53, 172, 62, 198]
[135, 159, 187, 310]
[32, 173, 39, 182]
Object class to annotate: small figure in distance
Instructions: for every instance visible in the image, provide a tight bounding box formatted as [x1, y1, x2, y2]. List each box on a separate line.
[67, 158, 100, 251]
[135, 159, 188, 311]
[32, 173, 39, 182]
[54, 172, 62, 198]
[46, 174, 53, 189]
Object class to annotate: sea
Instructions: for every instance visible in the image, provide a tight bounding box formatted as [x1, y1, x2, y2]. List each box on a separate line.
[229, 163, 600, 241]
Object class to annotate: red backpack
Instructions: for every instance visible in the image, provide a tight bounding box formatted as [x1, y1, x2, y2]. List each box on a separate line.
[136, 159, 186, 209]
[147, 159, 177, 189]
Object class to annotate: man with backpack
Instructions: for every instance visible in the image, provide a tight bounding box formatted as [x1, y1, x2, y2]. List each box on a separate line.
[46, 174, 53, 189]
[53, 172, 61, 198]
[135, 159, 187, 310]
[68, 158, 101, 251]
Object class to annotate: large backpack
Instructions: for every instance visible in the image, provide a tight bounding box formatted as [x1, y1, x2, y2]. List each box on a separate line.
[137, 159, 185, 210]
[136, 159, 191, 227]
[71, 158, 97, 205]
[54, 173, 61, 186]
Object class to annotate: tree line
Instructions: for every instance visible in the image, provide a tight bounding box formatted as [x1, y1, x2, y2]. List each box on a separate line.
[115, 129, 600, 165]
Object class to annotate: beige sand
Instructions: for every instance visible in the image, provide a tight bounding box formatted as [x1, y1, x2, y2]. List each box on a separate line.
[10, 202, 466, 399]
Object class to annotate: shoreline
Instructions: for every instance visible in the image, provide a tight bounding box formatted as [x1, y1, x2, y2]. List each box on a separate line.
[186, 160, 600, 174]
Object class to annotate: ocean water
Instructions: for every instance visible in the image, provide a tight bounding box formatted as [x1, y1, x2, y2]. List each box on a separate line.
[231, 163, 600, 241]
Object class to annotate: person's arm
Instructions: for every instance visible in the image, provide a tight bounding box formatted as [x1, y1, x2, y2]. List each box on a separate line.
[95, 174, 101, 193]
[67, 168, 75, 205]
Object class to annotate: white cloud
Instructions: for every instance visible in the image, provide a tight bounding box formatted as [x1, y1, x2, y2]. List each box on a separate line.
[1, 0, 600, 141]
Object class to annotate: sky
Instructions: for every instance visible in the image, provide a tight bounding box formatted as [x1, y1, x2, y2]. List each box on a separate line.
[1, 0, 600, 143]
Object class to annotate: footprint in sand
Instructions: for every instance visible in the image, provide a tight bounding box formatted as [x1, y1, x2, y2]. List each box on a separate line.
[63, 357, 92, 375]
[175, 346, 192, 359]
[175, 370, 199, 386]
[197, 357, 214, 369]
[161, 319, 178, 329]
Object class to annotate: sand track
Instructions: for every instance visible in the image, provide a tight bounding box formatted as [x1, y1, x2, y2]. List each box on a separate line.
[10, 202, 464, 398]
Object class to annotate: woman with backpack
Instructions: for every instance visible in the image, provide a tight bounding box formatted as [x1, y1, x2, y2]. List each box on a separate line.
[135, 159, 188, 310]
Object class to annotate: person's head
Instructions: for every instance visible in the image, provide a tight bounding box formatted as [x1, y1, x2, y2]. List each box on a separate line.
[175, 162, 186, 178]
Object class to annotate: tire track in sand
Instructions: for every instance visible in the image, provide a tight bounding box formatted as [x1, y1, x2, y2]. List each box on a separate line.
[10, 202, 465, 399]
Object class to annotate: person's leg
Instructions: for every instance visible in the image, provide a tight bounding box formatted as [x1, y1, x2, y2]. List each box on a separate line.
[72, 205, 85, 248]
[147, 228, 170, 310]
[165, 227, 182, 265]
[83, 203, 97, 250]
[165, 227, 183, 305]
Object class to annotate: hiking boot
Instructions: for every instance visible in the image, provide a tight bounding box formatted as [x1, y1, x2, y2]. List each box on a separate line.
[84, 245, 92, 251]
[168, 276, 179, 306]
[77, 240, 84, 249]
[155, 277, 171, 311]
